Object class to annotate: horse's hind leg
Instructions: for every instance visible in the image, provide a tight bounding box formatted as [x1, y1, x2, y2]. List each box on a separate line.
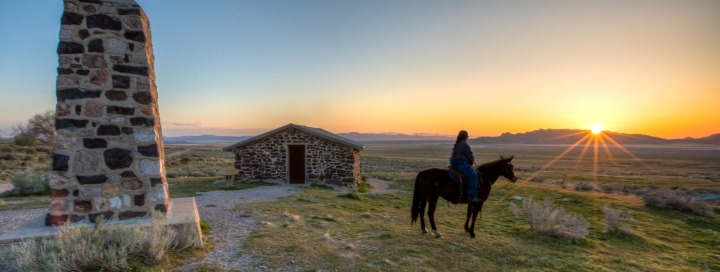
[428, 199, 442, 238]
[419, 200, 428, 234]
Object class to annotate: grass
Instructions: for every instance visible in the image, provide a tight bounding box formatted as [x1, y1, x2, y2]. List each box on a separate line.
[1, 141, 718, 270]
[237, 177, 719, 271]
[167, 176, 275, 198]
[0, 139, 51, 183]
[164, 145, 234, 178]
[0, 195, 49, 211]
[356, 181, 374, 193]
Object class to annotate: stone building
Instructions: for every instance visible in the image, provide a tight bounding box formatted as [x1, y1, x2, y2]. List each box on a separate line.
[223, 124, 363, 185]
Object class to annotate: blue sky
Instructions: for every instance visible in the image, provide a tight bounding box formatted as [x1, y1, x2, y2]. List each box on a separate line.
[1, 0, 718, 138]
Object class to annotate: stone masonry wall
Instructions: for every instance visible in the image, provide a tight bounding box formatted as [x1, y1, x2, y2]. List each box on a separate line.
[46, 0, 169, 226]
[231, 129, 361, 186]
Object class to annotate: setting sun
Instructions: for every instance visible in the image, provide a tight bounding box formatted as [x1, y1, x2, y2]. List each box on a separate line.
[591, 124, 603, 134]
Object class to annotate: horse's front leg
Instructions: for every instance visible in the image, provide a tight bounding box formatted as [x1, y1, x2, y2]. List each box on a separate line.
[468, 202, 484, 238]
[428, 198, 442, 238]
[464, 204, 473, 232]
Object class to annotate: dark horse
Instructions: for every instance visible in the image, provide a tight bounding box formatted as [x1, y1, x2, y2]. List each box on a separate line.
[411, 156, 518, 238]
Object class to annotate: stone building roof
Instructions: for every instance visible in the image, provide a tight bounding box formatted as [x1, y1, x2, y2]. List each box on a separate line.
[223, 123, 364, 151]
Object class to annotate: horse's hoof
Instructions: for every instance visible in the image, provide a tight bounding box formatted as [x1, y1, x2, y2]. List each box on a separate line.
[422, 228, 429, 234]
[432, 230, 442, 238]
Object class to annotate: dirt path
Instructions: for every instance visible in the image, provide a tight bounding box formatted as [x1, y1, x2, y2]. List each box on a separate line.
[365, 177, 395, 194]
[0, 183, 13, 195]
[0, 208, 45, 235]
[182, 184, 302, 271]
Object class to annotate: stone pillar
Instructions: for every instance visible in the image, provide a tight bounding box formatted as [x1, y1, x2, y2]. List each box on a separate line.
[47, 0, 169, 226]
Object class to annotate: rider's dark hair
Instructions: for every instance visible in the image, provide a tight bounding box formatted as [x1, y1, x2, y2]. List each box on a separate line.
[454, 132, 468, 148]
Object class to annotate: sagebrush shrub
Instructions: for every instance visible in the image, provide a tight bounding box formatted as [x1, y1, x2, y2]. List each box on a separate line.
[574, 182, 596, 192]
[602, 204, 633, 234]
[10, 169, 49, 196]
[511, 198, 589, 240]
[0, 212, 201, 271]
[530, 176, 545, 183]
[642, 189, 714, 216]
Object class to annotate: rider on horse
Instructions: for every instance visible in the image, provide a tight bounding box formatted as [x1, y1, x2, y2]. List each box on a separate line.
[450, 130, 480, 203]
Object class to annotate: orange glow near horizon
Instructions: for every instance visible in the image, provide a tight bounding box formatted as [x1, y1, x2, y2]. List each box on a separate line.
[526, 129, 652, 184]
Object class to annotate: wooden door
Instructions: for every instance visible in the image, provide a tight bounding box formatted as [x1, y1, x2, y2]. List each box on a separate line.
[288, 145, 306, 184]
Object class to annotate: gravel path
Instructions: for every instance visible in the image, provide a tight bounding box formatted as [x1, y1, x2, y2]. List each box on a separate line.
[0, 184, 13, 195]
[0, 208, 45, 235]
[182, 184, 301, 271]
[366, 177, 393, 194]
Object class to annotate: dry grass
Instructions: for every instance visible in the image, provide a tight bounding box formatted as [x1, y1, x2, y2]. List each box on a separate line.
[530, 176, 546, 182]
[238, 181, 720, 271]
[510, 198, 590, 240]
[602, 204, 633, 234]
[234, 142, 720, 270]
[642, 189, 714, 216]
[573, 182, 596, 192]
[0, 212, 201, 271]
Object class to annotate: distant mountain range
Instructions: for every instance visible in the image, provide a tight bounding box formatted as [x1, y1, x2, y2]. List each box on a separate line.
[338, 132, 453, 141]
[163, 130, 720, 145]
[164, 135, 251, 144]
[470, 129, 720, 145]
[676, 133, 720, 145]
[164, 133, 453, 143]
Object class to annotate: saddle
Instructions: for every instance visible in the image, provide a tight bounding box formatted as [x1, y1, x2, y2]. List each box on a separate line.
[447, 165, 465, 184]
[446, 166, 471, 204]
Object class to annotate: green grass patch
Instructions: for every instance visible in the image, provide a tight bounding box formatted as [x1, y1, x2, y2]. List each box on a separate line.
[0, 195, 50, 211]
[357, 182, 374, 193]
[338, 193, 363, 201]
[199, 219, 211, 235]
[236, 180, 719, 271]
[309, 183, 334, 190]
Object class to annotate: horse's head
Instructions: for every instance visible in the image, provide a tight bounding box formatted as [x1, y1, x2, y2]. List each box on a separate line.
[499, 155, 518, 182]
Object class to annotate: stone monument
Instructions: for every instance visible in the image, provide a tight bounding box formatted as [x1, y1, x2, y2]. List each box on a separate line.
[47, 0, 169, 225]
[0, 0, 201, 245]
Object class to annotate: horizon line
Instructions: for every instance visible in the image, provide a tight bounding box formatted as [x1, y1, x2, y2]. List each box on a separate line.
[160, 128, 718, 141]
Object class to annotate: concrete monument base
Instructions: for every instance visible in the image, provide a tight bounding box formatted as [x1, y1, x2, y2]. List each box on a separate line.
[0, 197, 202, 246]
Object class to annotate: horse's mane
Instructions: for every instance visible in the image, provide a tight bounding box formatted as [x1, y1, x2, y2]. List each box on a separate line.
[475, 158, 509, 184]
[476, 158, 505, 172]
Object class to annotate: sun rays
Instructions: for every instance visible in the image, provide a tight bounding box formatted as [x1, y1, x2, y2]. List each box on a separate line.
[525, 129, 651, 183]
[486, 127, 653, 210]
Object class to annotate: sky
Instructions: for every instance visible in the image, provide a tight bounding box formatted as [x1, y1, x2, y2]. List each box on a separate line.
[0, 0, 718, 138]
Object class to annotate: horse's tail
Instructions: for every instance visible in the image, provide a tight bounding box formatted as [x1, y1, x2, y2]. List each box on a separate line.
[411, 171, 423, 225]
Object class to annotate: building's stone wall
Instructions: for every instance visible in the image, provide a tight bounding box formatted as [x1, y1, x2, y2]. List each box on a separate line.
[231, 129, 361, 185]
[46, 0, 169, 226]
